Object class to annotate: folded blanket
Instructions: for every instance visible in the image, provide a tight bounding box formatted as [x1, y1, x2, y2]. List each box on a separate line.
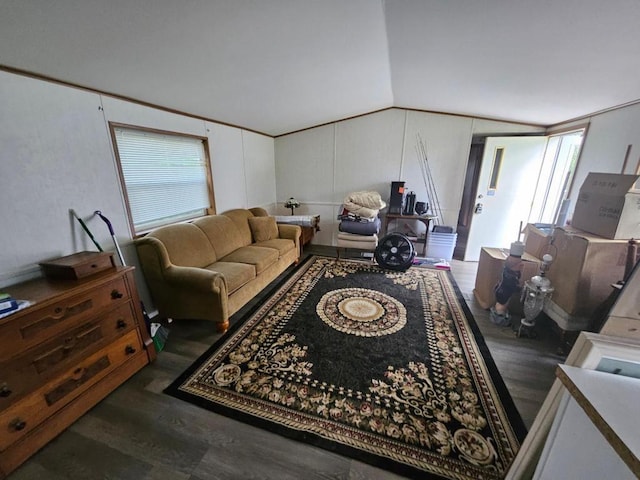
[336, 206, 376, 222]
[343, 191, 386, 219]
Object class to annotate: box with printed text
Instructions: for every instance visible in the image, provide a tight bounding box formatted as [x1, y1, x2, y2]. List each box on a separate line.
[571, 172, 640, 239]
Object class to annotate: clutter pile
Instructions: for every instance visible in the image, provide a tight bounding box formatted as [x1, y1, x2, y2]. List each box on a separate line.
[489, 240, 525, 327]
[336, 191, 386, 253]
[0, 292, 31, 319]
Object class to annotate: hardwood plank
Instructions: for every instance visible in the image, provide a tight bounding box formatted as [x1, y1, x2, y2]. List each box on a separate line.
[191, 428, 352, 480]
[8, 431, 151, 480]
[69, 401, 209, 475]
[7, 246, 565, 479]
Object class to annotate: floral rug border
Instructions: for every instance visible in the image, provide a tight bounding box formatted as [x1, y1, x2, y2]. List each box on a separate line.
[165, 255, 527, 480]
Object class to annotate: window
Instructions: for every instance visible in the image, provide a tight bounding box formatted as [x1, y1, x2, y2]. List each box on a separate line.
[111, 124, 215, 235]
[488, 147, 504, 191]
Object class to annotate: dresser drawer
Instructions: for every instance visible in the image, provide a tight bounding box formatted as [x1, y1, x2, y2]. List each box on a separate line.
[0, 302, 137, 411]
[0, 276, 130, 362]
[0, 352, 148, 477]
[0, 329, 143, 450]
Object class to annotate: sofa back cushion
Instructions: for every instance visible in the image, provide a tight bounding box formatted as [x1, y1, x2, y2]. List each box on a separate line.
[221, 209, 255, 247]
[193, 215, 245, 259]
[147, 223, 217, 268]
[249, 207, 269, 217]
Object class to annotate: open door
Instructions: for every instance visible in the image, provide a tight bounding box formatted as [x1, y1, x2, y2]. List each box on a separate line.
[454, 142, 484, 260]
[463, 136, 548, 261]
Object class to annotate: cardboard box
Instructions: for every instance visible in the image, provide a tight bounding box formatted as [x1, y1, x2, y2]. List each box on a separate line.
[523, 223, 554, 258]
[546, 226, 628, 318]
[473, 247, 542, 315]
[571, 172, 640, 239]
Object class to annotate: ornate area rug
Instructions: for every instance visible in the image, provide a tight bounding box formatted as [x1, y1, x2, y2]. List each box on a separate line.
[165, 256, 526, 479]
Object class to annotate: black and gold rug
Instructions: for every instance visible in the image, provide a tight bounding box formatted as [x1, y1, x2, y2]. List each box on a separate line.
[165, 256, 526, 479]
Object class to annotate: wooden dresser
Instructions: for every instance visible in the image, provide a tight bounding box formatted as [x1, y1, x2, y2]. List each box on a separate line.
[0, 266, 156, 478]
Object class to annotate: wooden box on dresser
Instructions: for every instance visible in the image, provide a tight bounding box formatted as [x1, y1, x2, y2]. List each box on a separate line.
[0, 265, 156, 478]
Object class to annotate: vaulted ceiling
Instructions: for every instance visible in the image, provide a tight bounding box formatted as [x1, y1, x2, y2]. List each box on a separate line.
[2, 1, 639, 136]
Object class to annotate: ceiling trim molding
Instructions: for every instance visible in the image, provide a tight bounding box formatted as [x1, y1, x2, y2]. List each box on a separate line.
[397, 106, 547, 128]
[276, 106, 547, 138]
[0, 65, 274, 138]
[5, 64, 640, 139]
[274, 107, 396, 138]
[548, 99, 640, 130]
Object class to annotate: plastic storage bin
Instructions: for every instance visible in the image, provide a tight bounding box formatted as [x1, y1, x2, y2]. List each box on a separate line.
[426, 231, 457, 260]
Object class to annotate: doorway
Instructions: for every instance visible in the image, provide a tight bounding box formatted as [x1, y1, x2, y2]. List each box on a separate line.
[454, 129, 585, 261]
[453, 140, 484, 260]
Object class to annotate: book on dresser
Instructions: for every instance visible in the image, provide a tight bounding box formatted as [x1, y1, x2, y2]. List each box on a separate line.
[0, 252, 156, 478]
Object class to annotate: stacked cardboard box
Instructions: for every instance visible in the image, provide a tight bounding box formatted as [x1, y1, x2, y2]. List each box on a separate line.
[473, 247, 542, 316]
[523, 223, 554, 258]
[473, 220, 629, 332]
[544, 226, 628, 330]
[571, 172, 640, 239]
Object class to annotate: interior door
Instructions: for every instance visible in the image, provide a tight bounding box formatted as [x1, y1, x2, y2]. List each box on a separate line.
[464, 136, 548, 261]
[454, 142, 483, 260]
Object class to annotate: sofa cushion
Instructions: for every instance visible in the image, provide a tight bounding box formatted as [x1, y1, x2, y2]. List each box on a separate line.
[249, 207, 269, 217]
[254, 238, 296, 257]
[248, 216, 279, 242]
[192, 215, 244, 259]
[148, 223, 216, 267]
[221, 209, 254, 247]
[205, 262, 256, 294]
[220, 246, 279, 275]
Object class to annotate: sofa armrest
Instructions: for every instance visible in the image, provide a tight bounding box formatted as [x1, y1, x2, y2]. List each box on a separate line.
[278, 224, 301, 241]
[165, 265, 228, 295]
[278, 224, 301, 253]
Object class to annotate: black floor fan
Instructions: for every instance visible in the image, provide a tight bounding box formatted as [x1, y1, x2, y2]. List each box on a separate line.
[375, 233, 416, 271]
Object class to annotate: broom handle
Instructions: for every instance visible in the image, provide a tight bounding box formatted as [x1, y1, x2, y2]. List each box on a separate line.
[71, 209, 103, 252]
[95, 211, 126, 266]
[621, 144, 632, 174]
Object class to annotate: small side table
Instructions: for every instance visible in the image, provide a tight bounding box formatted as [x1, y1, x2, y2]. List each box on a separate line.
[300, 226, 315, 248]
[274, 214, 320, 254]
[381, 213, 437, 256]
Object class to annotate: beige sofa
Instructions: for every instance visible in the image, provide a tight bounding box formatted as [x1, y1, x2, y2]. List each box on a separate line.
[135, 208, 301, 332]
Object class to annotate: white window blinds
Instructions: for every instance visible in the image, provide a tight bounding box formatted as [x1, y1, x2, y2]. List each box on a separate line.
[114, 127, 211, 233]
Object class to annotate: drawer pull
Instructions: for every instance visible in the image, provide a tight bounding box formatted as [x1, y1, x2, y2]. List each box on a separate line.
[116, 319, 127, 329]
[0, 384, 12, 397]
[125, 345, 136, 355]
[10, 418, 27, 431]
[111, 289, 124, 300]
[21, 299, 94, 340]
[63, 337, 77, 351]
[45, 356, 110, 406]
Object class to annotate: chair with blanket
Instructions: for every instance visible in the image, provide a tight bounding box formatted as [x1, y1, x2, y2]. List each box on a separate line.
[336, 191, 385, 258]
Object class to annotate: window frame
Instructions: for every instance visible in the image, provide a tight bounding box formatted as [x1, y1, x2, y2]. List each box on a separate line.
[109, 122, 216, 237]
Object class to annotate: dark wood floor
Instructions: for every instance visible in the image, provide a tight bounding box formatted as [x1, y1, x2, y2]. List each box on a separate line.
[9, 246, 566, 479]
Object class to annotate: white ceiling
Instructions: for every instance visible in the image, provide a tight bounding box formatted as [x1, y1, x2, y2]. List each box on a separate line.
[2, 0, 640, 136]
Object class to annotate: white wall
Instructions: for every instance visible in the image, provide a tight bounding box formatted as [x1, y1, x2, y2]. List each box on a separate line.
[560, 104, 640, 217]
[5, 62, 637, 296]
[275, 109, 545, 246]
[0, 70, 276, 306]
